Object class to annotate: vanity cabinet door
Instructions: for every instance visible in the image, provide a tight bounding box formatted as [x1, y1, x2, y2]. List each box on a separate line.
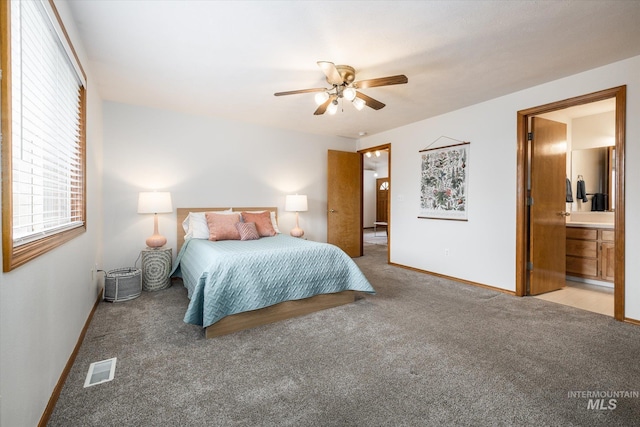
[600, 242, 615, 282]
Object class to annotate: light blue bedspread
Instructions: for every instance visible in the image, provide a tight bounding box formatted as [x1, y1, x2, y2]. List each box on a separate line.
[171, 235, 375, 328]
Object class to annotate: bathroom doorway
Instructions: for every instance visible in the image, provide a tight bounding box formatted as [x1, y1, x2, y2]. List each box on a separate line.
[532, 99, 616, 316]
[516, 86, 626, 320]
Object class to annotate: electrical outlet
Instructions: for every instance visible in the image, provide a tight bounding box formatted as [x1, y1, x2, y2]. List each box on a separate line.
[444, 248, 450, 256]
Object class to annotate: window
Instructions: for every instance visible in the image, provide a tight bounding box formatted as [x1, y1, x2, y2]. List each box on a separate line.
[1, 0, 87, 271]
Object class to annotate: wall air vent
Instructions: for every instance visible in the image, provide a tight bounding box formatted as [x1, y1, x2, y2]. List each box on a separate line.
[84, 357, 117, 388]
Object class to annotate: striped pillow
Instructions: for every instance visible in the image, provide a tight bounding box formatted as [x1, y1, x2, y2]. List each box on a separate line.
[236, 222, 260, 241]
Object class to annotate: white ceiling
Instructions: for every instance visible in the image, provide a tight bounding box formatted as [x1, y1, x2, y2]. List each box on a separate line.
[66, 0, 640, 140]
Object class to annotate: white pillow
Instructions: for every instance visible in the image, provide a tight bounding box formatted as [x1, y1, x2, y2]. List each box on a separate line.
[183, 209, 233, 240]
[241, 210, 280, 234]
[270, 211, 281, 234]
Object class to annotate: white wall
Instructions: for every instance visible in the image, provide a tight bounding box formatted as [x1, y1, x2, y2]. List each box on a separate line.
[358, 55, 640, 321]
[102, 102, 356, 270]
[363, 170, 377, 228]
[0, 2, 104, 426]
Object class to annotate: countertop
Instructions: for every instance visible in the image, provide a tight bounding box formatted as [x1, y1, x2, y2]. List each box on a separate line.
[566, 222, 614, 229]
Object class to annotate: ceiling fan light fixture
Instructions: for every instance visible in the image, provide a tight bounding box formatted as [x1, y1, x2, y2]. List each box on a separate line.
[352, 97, 366, 111]
[343, 87, 356, 101]
[274, 61, 408, 115]
[314, 91, 329, 105]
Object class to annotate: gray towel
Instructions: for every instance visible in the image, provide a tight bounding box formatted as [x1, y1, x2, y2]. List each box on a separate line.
[566, 178, 573, 203]
[591, 193, 606, 211]
[576, 180, 588, 202]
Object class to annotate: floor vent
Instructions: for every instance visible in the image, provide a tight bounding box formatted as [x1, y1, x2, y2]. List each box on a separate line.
[84, 357, 117, 388]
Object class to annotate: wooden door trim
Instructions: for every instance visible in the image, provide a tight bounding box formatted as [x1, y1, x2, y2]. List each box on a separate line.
[359, 143, 391, 263]
[516, 85, 626, 321]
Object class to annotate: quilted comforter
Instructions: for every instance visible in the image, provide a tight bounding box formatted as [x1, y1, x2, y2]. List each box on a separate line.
[171, 234, 375, 328]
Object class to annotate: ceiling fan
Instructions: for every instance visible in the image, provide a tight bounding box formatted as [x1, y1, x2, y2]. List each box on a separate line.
[274, 61, 408, 115]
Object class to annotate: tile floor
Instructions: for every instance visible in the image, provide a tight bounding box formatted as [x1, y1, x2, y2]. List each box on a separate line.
[534, 279, 614, 317]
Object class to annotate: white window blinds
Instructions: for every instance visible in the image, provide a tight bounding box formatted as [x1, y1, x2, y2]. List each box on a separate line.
[10, 0, 85, 245]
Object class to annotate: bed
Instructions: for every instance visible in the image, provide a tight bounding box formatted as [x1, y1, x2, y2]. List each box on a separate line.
[171, 207, 375, 338]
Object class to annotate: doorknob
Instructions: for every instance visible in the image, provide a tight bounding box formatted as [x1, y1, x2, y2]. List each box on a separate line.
[559, 211, 571, 217]
[329, 209, 337, 213]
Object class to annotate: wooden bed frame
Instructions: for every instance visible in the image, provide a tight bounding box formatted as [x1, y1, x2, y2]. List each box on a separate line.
[176, 207, 355, 338]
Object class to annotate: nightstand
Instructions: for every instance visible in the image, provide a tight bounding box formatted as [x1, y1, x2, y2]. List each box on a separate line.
[141, 247, 172, 291]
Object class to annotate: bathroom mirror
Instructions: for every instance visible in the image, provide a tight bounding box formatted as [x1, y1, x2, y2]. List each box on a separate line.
[570, 146, 614, 212]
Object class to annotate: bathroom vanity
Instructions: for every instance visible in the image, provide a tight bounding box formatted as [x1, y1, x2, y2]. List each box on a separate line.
[566, 222, 614, 283]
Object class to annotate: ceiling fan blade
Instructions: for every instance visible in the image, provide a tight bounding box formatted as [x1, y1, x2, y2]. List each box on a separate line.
[274, 88, 327, 96]
[355, 92, 385, 110]
[317, 61, 343, 85]
[355, 74, 408, 89]
[314, 95, 338, 115]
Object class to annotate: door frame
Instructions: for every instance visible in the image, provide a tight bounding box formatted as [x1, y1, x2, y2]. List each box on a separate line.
[515, 86, 626, 321]
[358, 143, 391, 263]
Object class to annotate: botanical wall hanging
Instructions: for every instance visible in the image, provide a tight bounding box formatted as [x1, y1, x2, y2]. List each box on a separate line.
[418, 139, 470, 220]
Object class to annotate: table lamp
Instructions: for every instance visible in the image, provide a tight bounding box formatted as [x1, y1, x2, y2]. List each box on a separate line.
[138, 191, 173, 248]
[285, 194, 308, 238]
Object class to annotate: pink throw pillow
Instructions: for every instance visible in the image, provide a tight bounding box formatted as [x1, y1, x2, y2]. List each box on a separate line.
[241, 211, 276, 237]
[236, 222, 260, 241]
[205, 212, 241, 241]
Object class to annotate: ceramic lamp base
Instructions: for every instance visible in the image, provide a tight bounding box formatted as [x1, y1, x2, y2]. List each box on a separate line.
[290, 227, 304, 238]
[145, 233, 167, 248]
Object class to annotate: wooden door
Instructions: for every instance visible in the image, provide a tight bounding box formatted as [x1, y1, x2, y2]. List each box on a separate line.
[327, 150, 362, 257]
[528, 117, 567, 295]
[376, 178, 389, 222]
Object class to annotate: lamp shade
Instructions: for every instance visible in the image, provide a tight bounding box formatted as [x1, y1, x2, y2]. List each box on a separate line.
[343, 87, 356, 101]
[352, 97, 366, 111]
[314, 91, 329, 106]
[137, 192, 173, 214]
[285, 194, 308, 212]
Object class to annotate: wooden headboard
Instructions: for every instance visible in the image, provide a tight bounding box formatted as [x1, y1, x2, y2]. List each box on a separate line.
[176, 207, 278, 252]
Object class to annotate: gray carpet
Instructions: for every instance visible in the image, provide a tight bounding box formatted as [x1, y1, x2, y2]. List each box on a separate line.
[48, 244, 640, 426]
